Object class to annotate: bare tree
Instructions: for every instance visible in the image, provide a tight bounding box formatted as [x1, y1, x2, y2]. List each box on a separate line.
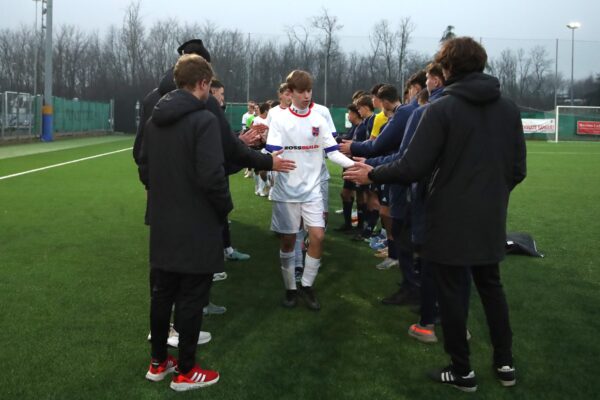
[368, 25, 382, 80]
[490, 49, 518, 97]
[285, 24, 315, 70]
[440, 25, 456, 43]
[395, 17, 415, 89]
[529, 45, 551, 94]
[370, 20, 396, 82]
[516, 48, 531, 99]
[311, 8, 343, 105]
[121, 1, 145, 86]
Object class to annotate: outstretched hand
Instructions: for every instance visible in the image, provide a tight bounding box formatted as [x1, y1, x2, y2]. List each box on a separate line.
[239, 128, 262, 146]
[343, 160, 373, 185]
[271, 150, 296, 172]
[339, 139, 353, 156]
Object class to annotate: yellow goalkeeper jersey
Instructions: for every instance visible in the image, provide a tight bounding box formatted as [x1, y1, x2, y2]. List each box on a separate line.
[370, 111, 388, 138]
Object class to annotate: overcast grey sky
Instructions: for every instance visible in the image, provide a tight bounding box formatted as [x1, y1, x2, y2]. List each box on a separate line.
[2, 0, 599, 77]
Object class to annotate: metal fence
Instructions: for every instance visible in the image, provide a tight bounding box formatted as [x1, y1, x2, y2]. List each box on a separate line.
[0, 92, 42, 139]
[0, 92, 114, 140]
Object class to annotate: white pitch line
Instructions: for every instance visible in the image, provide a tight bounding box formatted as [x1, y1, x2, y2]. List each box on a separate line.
[0, 147, 132, 181]
[528, 152, 600, 155]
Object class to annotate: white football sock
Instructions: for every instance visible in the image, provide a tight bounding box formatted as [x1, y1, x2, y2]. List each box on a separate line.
[280, 250, 296, 290]
[294, 230, 306, 269]
[254, 174, 263, 193]
[301, 254, 321, 287]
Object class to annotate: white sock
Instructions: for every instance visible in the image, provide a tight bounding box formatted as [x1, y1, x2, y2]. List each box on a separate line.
[254, 174, 262, 192]
[224, 247, 234, 256]
[294, 231, 305, 269]
[280, 250, 296, 290]
[301, 255, 321, 287]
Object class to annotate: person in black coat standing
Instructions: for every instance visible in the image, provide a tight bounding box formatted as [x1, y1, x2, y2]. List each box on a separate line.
[134, 39, 294, 178]
[344, 37, 526, 392]
[138, 54, 228, 391]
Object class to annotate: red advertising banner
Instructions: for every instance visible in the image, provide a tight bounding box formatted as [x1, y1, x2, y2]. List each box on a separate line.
[577, 121, 600, 135]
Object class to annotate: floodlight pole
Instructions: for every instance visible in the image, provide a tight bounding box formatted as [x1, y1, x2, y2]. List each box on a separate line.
[32, 0, 41, 97]
[42, 0, 53, 141]
[566, 22, 580, 106]
[553, 38, 558, 110]
[246, 33, 250, 103]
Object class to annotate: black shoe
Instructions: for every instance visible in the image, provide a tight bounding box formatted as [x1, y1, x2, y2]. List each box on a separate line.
[298, 285, 321, 311]
[428, 365, 477, 393]
[381, 288, 420, 306]
[334, 224, 353, 232]
[351, 232, 369, 242]
[343, 227, 359, 235]
[495, 365, 516, 387]
[282, 290, 297, 308]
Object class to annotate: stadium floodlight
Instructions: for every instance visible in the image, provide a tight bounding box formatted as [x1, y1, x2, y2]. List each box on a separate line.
[566, 22, 581, 106]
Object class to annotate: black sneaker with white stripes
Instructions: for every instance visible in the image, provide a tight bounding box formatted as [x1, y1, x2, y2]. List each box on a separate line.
[428, 365, 477, 392]
[495, 365, 516, 387]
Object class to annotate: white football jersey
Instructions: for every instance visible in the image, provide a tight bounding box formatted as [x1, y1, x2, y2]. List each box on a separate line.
[252, 115, 268, 126]
[310, 103, 336, 181]
[265, 105, 288, 126]
[266, 107, 339, 202]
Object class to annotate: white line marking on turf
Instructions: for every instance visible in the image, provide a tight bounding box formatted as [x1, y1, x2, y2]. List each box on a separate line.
[0, 147, 132, 181]
[528, 152, 600, 155]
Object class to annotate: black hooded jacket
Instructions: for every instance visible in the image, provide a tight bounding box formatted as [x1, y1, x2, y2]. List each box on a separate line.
[134, 68, 272, 174]
[369, 72, 527, 265]
[138, 89, 233, 274]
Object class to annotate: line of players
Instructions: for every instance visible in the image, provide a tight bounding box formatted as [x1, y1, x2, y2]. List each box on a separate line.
[138, 36, 522, 394]
[240, 66, 448, 342]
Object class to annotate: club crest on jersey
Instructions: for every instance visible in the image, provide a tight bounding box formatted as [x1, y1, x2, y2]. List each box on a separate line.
[312, 126, 320, 137]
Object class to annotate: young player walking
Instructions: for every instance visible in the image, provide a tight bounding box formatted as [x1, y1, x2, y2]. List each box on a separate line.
[266, 70, 355, 310]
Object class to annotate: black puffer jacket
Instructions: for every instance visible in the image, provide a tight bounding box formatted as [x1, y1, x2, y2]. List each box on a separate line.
[138, 89, 232, 274]
[369, 72, 527, 265]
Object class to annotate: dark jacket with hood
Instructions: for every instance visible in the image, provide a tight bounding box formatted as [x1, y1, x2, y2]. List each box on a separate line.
[134, 68, 273, 175]
[368, 72, 527, 265]
[138, 89, 233, 274]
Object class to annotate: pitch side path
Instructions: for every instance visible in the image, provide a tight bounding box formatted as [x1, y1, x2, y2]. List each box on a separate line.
[0, 136, 598, 399]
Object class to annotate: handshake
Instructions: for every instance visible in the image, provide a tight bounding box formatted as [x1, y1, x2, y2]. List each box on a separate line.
[343, 157, 374, 185]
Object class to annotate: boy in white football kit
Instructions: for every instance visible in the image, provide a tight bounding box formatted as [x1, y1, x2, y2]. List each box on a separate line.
[266, 70, 354, 310]
[293, 101, 337, 280]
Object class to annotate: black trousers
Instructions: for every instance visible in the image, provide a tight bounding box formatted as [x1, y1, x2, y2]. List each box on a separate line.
[420, 261, 471, 326]
[391, 217, 420, 289]
[431, 262, 513, 375]
[222, 218, 232, 249]
[150, 269, 213, 374]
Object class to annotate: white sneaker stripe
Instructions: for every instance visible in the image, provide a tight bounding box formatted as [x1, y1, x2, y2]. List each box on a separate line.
[191, 372, 198, 381]
[200, 374, 205, 382]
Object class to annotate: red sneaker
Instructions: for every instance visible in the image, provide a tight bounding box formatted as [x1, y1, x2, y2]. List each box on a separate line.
[169, 365, 220, 392]
[408, 323, 438, 343]
[145, 355, 177, 382]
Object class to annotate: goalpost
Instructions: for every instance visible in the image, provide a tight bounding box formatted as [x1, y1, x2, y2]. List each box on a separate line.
[554, 106, 600, 142]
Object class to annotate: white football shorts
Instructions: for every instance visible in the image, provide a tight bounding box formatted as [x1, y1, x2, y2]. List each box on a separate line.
[271, 199, 325, 234]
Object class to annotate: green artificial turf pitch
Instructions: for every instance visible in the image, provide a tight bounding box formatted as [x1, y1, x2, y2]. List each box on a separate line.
[0, 136, 598, 399]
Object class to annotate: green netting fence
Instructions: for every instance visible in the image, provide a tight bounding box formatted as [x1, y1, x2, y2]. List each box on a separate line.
[224, 103, 600, 142]
[52, 97, 113, 133]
